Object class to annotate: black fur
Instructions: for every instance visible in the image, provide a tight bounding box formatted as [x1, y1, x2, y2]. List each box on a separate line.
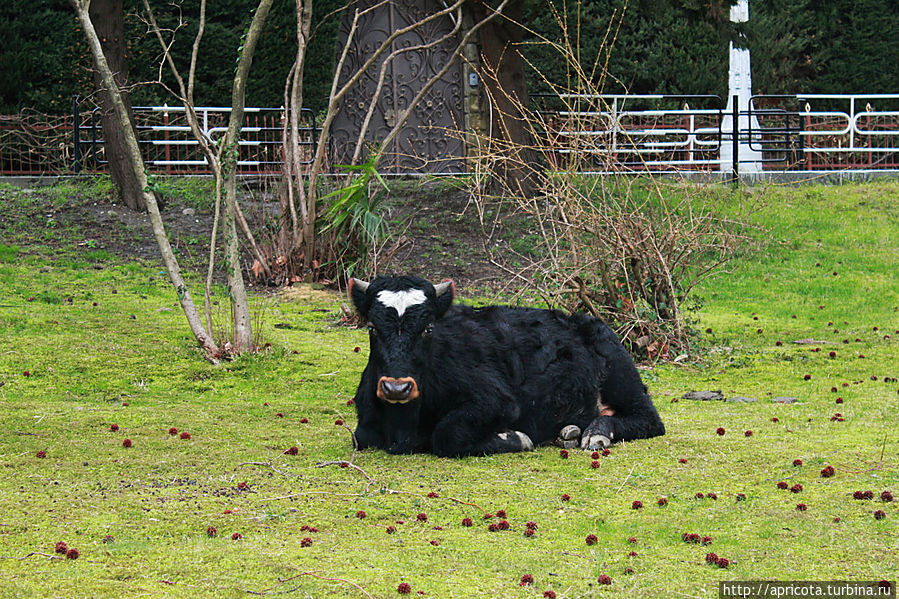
[350, 275, 665, 457]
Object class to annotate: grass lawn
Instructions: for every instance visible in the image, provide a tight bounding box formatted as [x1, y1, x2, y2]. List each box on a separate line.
[0, 179, 897, 597]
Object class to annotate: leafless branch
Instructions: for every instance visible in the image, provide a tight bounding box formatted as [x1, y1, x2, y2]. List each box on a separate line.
[237, 460, 302, 479]
[349, 0, 466, 164]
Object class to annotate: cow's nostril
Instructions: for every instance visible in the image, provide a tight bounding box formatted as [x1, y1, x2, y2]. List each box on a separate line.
[381, 379, 410, 398]
[378, 377, 419, 403]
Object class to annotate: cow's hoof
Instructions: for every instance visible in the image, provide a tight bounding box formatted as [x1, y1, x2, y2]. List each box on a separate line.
[556, 424, 581, 448]
[499, 431, 534, 451]
[560, 424, 581, 440]
[516, 431, 535, 451]
[581, 433, 611, 450]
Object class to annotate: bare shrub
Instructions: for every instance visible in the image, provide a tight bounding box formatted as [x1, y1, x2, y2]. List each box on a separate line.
[467, 3, 754, 361]
[484, 176, 750, 360]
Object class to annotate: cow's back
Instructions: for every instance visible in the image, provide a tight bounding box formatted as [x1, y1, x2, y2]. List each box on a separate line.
[421, 305, 610, 444]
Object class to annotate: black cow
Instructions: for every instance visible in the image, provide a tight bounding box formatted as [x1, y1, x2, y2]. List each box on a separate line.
[348, 275, 665, 457]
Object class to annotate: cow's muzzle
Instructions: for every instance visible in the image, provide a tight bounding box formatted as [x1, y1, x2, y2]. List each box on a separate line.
[377, 376, 420, 404]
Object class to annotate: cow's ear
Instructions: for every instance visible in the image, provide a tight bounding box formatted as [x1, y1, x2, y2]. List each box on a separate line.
[349, 278, 371, 317]
[433, 279, 455, 317]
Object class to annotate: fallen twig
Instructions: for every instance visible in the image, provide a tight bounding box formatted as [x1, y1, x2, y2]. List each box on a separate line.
[0, 552, 62, 561]
[262, 418, 487, 515]
[315, 460, 374, 482]
[615, 464, 637, 494]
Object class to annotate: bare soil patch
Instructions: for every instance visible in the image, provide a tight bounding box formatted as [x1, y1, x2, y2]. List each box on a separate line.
[2, 178, 514, 293]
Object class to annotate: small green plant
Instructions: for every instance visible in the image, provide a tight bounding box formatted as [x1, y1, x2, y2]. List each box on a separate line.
[79, 175, 114, 199]
[44, 176, 114, 207]
[84, 249, 112, 262]
[319, 155, 391, 278]
[508, 233, 542, 258]
[35, 290, 63, 304]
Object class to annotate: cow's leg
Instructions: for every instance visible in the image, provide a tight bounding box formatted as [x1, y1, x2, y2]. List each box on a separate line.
[382, 416, 421, 455]
[580, 327, 666, 449]
[581, 416, 614, 450]
[581, 396, 665, 449]
[355, 402, 421, 454]
[431, 411, 533, 457]
[353, 424, 384, 450]
[354, 423, 418, 454]
[474, 430, 535, 455]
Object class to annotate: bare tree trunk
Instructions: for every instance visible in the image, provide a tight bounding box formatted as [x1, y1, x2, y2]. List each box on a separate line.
[281, 63, 301, 258]
[72, 0, 220, 360]
[142, 0, 274, 355]
[289, 0, 314, 270]
[222, 170, 251, 350]
[219, 0, 275, 352]
[472, 0, 541, 196]
[87, 0, 145, 211]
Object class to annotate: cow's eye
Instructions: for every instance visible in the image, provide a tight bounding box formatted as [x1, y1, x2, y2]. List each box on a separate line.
[367, 322, 377, 336]
[422, 324, 434, 338]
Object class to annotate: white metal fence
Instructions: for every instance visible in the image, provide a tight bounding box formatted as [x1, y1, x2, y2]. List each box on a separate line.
[72, 104, 318, 176]
[535, 93, 899, 176]
[2, 94, 898, 177]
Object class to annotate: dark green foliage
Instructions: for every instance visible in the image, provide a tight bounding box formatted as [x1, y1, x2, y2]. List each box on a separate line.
[0, 1, 91, 113]
[522, 0, 735, 97]
[745, 0, 899, 95]
[743, 0, 818, 94]
[522, 0, 899, 99]
[0, 0, 342, 114]
[1, 0, 897, 115]
[804, 0, 899, 94]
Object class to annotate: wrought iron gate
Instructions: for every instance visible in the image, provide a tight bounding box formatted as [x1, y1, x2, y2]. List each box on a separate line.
[330, 0, 466, 174]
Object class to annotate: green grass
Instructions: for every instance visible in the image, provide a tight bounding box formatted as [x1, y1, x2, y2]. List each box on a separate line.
[153, 176, 217, 211]
[0, 181, 897, 597]
[0, 243, 18, 262]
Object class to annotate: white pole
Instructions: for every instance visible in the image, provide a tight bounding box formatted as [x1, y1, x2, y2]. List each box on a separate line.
[720, 0, 762, 174]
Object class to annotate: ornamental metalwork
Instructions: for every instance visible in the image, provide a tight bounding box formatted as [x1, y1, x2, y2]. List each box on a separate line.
[330, 0, 466, 174]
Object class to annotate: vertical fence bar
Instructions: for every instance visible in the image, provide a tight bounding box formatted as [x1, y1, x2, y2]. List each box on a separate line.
[90, 109, 99, 169]
[804, 103, 812, 169]
[72, 95, 81, 174]
[731, 94, 739, 183]
[163, 105, 171, 175]
[864, 103, 873, 169]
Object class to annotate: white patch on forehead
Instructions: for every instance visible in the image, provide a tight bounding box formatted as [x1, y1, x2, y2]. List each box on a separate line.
[376, 288, 427, 317]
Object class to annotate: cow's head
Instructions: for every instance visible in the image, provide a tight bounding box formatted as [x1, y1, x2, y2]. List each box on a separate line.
[349, 276, 455, 404]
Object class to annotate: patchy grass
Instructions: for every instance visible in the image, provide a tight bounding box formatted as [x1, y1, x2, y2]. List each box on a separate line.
[0, 180, 897, 597]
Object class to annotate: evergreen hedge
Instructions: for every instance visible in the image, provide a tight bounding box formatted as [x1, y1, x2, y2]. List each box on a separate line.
[1, 0, 895, 115]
